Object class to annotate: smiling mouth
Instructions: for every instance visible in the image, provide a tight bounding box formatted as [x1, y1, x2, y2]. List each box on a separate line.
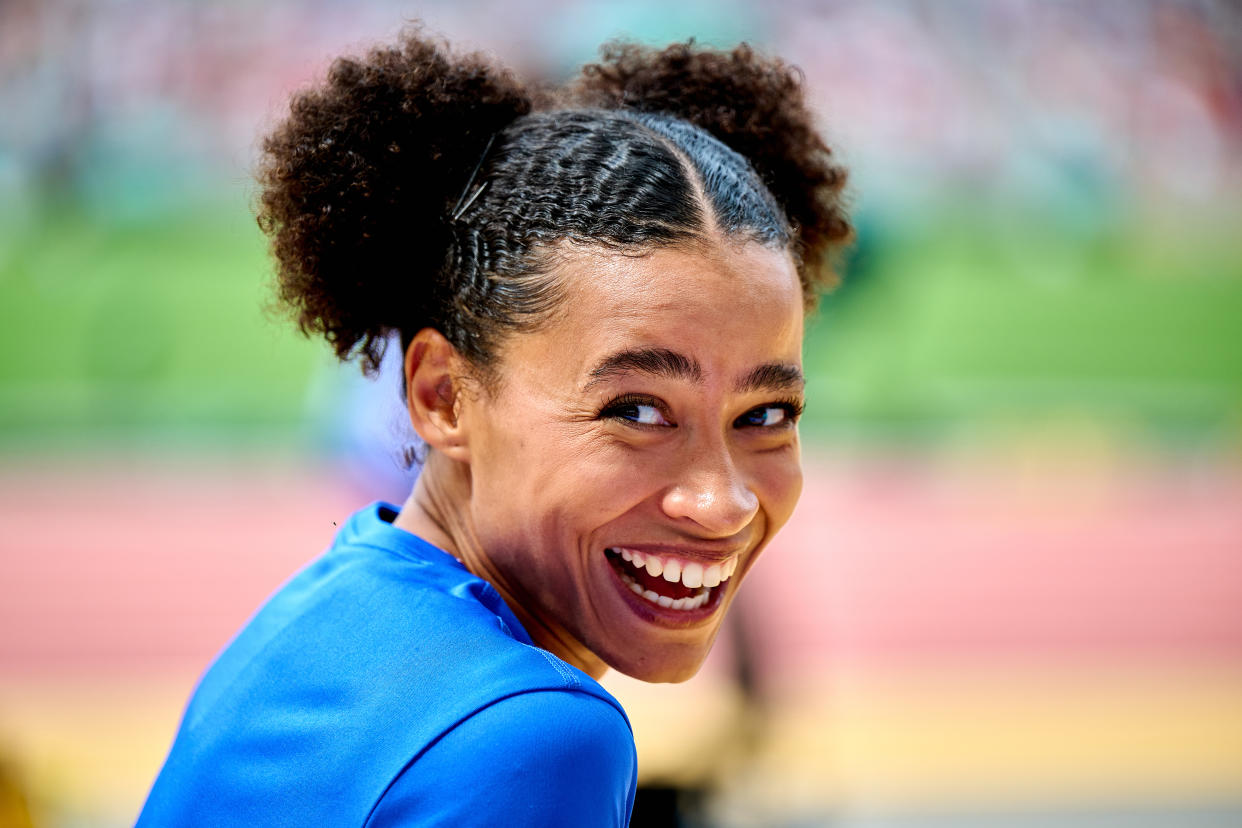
[604, 547, 737, 611]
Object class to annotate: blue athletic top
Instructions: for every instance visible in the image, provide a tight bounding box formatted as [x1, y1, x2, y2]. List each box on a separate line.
[137, 502, 637, 827]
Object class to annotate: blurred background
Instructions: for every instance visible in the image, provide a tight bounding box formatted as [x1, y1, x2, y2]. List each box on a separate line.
[2, 0, 1241, 826]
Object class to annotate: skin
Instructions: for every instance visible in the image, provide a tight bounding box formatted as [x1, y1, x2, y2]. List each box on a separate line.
[394, 236, 806, 683]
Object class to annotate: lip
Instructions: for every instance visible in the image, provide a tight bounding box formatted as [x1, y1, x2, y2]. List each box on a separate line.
[602, 547, 732, 628]
[606, 541, 746, 565]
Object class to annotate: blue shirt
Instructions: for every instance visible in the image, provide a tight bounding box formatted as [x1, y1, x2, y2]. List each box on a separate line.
[138, 503, 637, 826]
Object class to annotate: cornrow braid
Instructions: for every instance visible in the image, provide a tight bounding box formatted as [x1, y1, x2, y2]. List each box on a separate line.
[569, 40, 853, 295]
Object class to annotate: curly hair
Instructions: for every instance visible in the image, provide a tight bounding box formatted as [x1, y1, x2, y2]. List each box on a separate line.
[257, 28, 851, 375]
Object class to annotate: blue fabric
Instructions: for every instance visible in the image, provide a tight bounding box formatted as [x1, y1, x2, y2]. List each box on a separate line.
[137, 503, 637, 827]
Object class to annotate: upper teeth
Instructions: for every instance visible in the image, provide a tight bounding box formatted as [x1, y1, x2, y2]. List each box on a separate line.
[612, 547, 737, 589]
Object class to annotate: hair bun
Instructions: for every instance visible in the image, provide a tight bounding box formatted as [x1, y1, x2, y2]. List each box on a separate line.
[258, 29, 531, 371]
[569, 41, 851, 284]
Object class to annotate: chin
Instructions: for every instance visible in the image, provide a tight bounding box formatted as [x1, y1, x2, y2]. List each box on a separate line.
[607, 639, 715, 684]
[640, 661, 706, 684]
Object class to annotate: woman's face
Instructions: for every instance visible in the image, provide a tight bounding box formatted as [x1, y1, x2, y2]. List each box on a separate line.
[459, 239, 805, 682]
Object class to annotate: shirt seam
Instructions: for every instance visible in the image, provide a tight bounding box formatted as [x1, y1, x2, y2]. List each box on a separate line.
[535, 648, 582, 688]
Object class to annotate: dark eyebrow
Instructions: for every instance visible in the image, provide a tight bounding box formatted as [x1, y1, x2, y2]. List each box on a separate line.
[735, 363, 805, 394]
[584, 347, 703, 390]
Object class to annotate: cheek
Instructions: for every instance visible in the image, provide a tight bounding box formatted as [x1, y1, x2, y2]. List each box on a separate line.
[471, 427, 658, 549]
[753, 446, 804, 530]
[536, 444, 667, 530]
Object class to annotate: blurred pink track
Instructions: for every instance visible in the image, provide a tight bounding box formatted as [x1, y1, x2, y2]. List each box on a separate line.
[2, 450, 1240, 677]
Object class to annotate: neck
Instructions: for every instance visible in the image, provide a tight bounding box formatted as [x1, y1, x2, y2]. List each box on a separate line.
[393, 451, 608, 680]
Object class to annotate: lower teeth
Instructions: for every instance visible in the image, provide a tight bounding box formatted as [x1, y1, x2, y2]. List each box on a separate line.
[620, 571, 710, 611]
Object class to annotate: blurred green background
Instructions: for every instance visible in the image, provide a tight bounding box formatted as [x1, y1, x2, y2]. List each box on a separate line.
[4, 194, 1240, 449]
[2, 0, 1239, 456]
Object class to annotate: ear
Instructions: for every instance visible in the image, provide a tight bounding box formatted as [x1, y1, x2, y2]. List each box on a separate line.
[404, 328, 472, 463]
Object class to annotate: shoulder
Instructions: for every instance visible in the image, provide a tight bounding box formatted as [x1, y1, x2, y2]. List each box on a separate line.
[443, 686, 635, 766]
[365, 688, 637, 828]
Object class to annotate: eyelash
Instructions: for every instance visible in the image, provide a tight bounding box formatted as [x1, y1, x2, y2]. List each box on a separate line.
[597, 395, 805, 429]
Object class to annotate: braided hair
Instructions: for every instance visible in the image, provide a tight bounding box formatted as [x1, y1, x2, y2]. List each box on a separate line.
[257, 29, 851, 376]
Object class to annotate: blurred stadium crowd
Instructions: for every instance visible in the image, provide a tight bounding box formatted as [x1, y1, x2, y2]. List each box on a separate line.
[2, 1, 1241, 220]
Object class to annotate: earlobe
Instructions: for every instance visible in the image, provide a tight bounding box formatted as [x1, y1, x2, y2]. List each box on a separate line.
[404, 328, 471, 463]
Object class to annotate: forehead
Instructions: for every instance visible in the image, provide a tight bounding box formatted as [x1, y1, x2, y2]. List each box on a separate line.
[516, 240, 805, 380]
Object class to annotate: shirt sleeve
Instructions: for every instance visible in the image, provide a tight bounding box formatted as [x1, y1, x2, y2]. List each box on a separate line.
[364, 689, 637, 827]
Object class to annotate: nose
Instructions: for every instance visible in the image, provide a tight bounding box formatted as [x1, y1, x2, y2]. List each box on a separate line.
[660, 441, 760, 537]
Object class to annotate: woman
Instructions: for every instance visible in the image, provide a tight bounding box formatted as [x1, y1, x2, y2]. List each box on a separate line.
[138, 28, 849, 827]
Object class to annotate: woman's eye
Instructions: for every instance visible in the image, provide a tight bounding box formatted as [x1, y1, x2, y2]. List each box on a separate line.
[617, 403, 670, 426]
[601, 398, 673, 427]
[736, 403, 801, 428]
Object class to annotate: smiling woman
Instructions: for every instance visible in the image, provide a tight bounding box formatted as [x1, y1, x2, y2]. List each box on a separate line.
[432, 241, 808, 685]
[138, 27, 849, 827]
